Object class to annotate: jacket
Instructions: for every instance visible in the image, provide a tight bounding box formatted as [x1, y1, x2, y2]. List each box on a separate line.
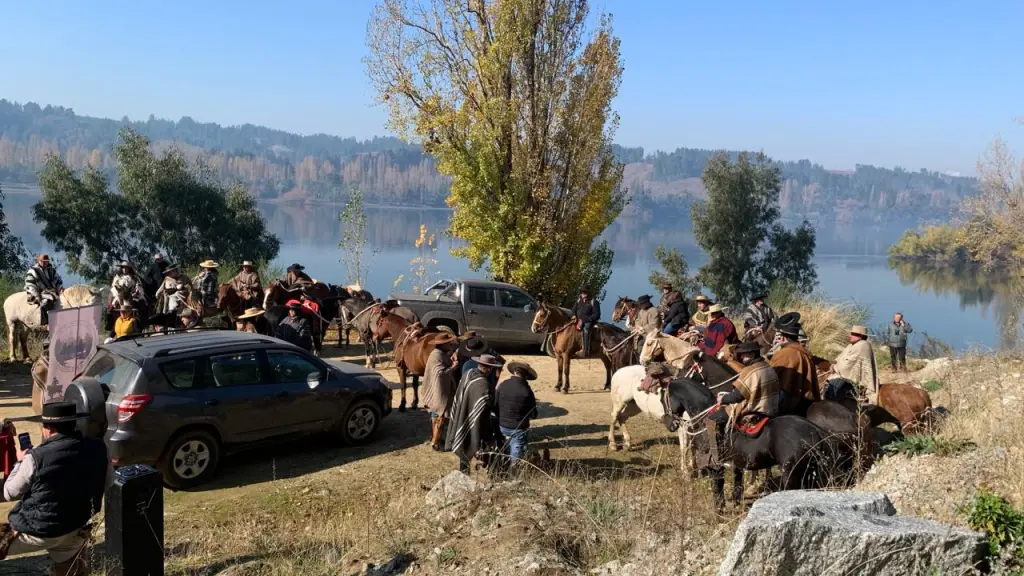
[143, 261, 168, 299]
[194, 270, 219, 305]
[768, 341, 820, 413]
[634, 304, 661, 335]
[724, 360, 781, 420]
[691, 310, 711, 329]
[114, 316, 139, 338]
[156, 276, 185, 314]
[283, 270, 313, 289]
[571, 298, 600, 324]
[884, 321, 913, 349]
[24, 265, 62, 301]
[662, 294, 690, 327]
[834, 339, 878, 397]
[495, 375, 538, 430]
[7, 433, 109, 538]
[742, 302, 776, 334]
[111, 273, 143, 307]
[445, 367, 495, 461]
[658, 291, 682, 315]
[231, 270, 263, 298]
[276, 315, 312, 351]
[701, 316, 739, 356]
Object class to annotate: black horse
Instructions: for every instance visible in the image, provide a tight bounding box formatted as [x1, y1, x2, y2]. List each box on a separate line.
[339, 289, 376, 347]
[664, 377, 845, 508]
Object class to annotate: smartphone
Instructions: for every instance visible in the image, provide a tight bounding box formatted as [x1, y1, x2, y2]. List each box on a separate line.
[17, 433, 32, 451]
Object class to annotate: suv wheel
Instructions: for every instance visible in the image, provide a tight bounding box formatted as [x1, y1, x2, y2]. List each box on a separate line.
[160, 430, 221, 489]
[341, 399, 381, 445]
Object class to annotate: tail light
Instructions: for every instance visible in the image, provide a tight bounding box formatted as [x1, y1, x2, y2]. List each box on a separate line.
[117, 394, 152, 423]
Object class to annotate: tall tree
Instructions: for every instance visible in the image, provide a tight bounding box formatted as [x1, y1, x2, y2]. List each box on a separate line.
[33, 128, 280, 282]
[0, 184, 28, 275]
[691, 152, 817, 308]
[338, 188, 370, 286]
[648, 245, 699, 298]
[366, 0, 627, 305]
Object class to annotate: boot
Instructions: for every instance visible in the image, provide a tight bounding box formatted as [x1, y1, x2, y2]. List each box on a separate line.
[706, 419, 721, 467]
[430, 416, 446, 450]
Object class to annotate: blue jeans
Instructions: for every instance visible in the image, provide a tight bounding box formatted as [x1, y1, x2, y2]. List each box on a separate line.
[499, 425, 529, 461]
[663, 321, 679, 335]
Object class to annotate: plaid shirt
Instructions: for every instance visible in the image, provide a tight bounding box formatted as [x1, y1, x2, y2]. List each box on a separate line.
[700, 316, 738, 356]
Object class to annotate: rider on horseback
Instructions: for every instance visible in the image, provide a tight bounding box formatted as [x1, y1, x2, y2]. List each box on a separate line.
[230, 261, 263, 309]
[571, 287, 601, 358]
[281, 263, 313, 291]
[708, 341, 781, 466]
[659, 284, 689, 335]
[24, 254, 62, 327]
[193, 260, 219, 309]
[110, 261, 145, 309]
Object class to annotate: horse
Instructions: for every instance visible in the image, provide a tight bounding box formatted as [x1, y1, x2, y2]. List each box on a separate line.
[339, 288, 376, 347]
[530, 303, 624, 393]
[665, 378, 843, 508]
[611, 296, 638, 330]
[371, 308, 415, 366]
[61, 285, 110, 309]
[4, 289, 61, 362]
[607, 365, 692, 469]
[391, 322, 449, 412]
[877, 383, 934, 433]
[216, 283, 246, 328]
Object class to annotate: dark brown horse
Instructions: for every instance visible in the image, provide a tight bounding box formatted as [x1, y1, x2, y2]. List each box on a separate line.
[339, 288, 375, 346]
[368, 308, 415, 368]
[530, 303, 623, 393]
[263, 279, 332, 309]
[611, 296, 639, 330]
[216, 283, 246, 327]
[391, 322, 449, 412]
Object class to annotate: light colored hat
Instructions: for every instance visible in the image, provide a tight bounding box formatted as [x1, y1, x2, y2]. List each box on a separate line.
[242, 261, 253, 267]
[238, 307, 265, 319]
[695, 295, 710, 302]
[431, 333, 458, 347]
[708, 304, 724, 313]
[850, 325, 869, 337]
[119, 260, 132, 268]
[200, 260, 219, 269]
[472, 353, 504, 368]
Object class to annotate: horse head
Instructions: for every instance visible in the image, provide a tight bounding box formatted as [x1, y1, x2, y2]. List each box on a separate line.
[639, 329, 664, 364]
[611, 296, 634, 323]
[531, 303, 553, 334]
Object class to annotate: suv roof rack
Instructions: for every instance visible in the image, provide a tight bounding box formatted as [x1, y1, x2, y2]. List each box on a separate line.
[112, 326, 232, 346]
[153, 338, 278, 357]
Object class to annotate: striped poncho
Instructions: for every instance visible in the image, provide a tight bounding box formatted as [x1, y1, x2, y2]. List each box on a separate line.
[444, 367, 495, 463]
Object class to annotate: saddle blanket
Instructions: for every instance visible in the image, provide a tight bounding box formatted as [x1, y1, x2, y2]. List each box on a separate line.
[734, 415, 769, 437]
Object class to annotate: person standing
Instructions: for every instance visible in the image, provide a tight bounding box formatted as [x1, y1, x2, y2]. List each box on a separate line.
[571, 288, 601, 358]
[421, 333, 460, 451]
[495, 361, 538, 464]
[884, 312, 913, 372]
[1, 402, 112, 576]
[275, 303, 313, 352]
[834, 325, 879, 403]
[446, 354, 504, 473]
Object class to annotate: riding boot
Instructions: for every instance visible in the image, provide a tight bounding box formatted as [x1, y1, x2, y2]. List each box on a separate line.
[430, 416, 446, 450]
[706, 419, 721, 468]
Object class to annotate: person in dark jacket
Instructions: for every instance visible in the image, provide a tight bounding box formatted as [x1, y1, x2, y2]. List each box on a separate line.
[571, 288, 601, 357]
[275, 303, 313, 351]
[884, 312, 913, 371]
[659, 284, 690, 335]
[495, 361, 539, 463]
[143, 253, 169, 301]
[1, 402, 112, 576]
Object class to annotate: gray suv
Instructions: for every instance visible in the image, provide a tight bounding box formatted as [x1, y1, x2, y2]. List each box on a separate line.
[64, 330, 392, 489]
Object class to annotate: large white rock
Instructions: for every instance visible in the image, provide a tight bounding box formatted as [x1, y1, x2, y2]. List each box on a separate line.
[425, 470, 487, 507]
[718, 491, 987, 576]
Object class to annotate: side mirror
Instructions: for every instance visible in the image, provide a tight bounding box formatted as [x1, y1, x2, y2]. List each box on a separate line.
[306, 371, 321, 390]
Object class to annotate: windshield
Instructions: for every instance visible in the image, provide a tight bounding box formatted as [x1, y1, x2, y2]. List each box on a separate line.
[81, 349, 142, 394]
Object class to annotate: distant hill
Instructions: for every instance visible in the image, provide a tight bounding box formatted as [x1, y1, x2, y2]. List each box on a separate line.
[0, 99, 976, 223]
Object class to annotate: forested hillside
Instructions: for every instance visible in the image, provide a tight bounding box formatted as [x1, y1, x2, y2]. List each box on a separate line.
[0, 100, 976, 221]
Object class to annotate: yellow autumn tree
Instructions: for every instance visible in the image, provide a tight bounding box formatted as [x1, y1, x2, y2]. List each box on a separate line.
[366, 0, 626, 304]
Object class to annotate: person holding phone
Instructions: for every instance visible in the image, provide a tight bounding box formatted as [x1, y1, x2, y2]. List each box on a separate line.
[0, 402, 112, 576]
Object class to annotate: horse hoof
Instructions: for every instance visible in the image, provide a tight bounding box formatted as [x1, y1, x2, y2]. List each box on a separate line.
[560, 389, 569, 395]
[410, 404, 419, 411]
[398, 404, 407, 413]
[553, 386, 561, 392]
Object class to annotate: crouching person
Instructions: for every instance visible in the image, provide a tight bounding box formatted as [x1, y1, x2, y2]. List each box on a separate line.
[1, 402, 112, 576]
[495, 361, 539, 466]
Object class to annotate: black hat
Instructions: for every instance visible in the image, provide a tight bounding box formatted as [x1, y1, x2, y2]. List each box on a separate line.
[288, 263, 305, 271]
[507, 361, 538, 381]
[41, 401, 86, 424]
[775, 312, 802, 336]
[734, 341, 762, 356]
[752, 293, 767, 302]
[287, 302, 302, 310]
[579, 287, 590, 294]
[636, 294, 652, 305]
[459, 335, 489, 357]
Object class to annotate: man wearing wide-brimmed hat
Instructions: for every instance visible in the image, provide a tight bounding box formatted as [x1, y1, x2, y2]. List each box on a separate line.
[110, 260, 144, 310]
[707, 340, 781, 466]
[24, 254, 63, 327]
[633, 295, 661, 338]
[742, 292, 777, 338]
[768, 313, 820, 414]
[1, 402, 110, 576]
[833, 325, 878, 402]
[457, 334, 502, 388]
[193, 260, 220, 308]
[699, 304, 738, 357]
[690, 295, 713, 330]
[446, 353, 505, 473]
[421, 332, 460, 451]
[237, 307, 269, 335]
[281, 263, 313, 291]
[659, 285, 690, 336]
[231, 261, 263, 309]
[275, 302, 313, 352]
[143, 253, 169, 301]
[494, 360, 538, 463]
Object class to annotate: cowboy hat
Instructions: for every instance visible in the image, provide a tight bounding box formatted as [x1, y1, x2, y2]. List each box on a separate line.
[779, 322, 803, 337]
[579, 287, 590, 294]
[287, 302, 303, 310]
[431, 333, 458, 347]
[752, 293, 767, 301]
[636, 294, 652, 304]
[238, 307, 265, 319]
[118, 260, 132, 268]
[152, 253, 164, 260]
[242, 260, 254, 267]
[287, 263, 305, 271]
[36, 254, 50, 262]
[661, 283, 672, 290]
[41, 401, 86, 424]
[119, 304, 133, 313]
[850, 325, 869, 337]
[472, 353, 504, 368]
[507, 360, 538, 381]
[162, 265, 179, 276]
[776, 312, 802, 336]
[708, 304, 724, 313]
[734, 341, 762, 356]
[695, 295, 710, 303]
[459, 335, 489, 357]
[200, 260, 219, 268]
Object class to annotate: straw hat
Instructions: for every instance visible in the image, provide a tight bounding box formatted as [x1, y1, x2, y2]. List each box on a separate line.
[238, 307, 265, 320]
[695, 295, 710, 303]
[200, 260, 219, 269]
[850, 325, 869, 337]
[431, 333, 458, 347]
[242, 260, 254, 267]
[507, 360, 538, 381]
[708, 304, 724, 314]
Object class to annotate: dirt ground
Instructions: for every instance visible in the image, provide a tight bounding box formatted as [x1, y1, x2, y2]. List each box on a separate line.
[0, 339, 691, 573]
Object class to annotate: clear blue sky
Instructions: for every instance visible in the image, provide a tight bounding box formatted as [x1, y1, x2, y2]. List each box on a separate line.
[1, 0, 1022, 174]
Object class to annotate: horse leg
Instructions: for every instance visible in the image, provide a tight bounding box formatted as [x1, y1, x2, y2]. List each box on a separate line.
[732, 468, 744, 505]
[7, 321, 16, 363]
[678, 424, 692, 477]
[20, 328, 29, 362]
[712, 468, 726, 511]
[554, 353, 563, 392]
[363, 333, 373, 368]
[411, 375, 420, 410]
[397, 366, 407, 412]
[608, 400, 622, 450]
[601, 355, 612, 391]
[562, 355, 571, 394]
[618, 412, 633, 450]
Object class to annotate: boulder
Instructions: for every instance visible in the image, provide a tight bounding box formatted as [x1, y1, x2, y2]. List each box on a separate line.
[718, 491, 987, 576]
[426, 470, 487, 507]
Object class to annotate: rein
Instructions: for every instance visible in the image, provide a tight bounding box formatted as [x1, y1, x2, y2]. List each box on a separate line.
[535, 320, 575, 336]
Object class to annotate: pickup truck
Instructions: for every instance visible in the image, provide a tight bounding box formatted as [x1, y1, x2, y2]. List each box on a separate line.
[389, 279, 547, 347]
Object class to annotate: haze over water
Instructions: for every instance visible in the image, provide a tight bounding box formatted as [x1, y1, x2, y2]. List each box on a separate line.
[5, 189, 1015, 353]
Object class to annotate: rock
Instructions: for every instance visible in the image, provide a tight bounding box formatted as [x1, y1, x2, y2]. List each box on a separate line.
[426, 470, 486, 507]
[718, 491, 987, 576]
[915, 357, 953, 383]
[364, 553, 416, 575]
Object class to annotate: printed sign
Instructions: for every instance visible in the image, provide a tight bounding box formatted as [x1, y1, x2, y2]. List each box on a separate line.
[44, 304, 104, 403]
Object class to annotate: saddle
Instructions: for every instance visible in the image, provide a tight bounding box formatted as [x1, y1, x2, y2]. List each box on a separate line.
[733, 414, 769, 438]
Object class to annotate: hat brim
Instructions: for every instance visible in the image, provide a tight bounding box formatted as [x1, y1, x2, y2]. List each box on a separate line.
[507, 361, 538, 381]
[41, 413, 86, 423]
[472, 355, 504, 368]
[458, 336, 489, 357]
[431, 334, 458, 346]
[239, 311, 265, 319]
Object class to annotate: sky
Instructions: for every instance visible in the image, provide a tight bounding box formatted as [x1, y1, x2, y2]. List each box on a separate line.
[1, 0, 1022, 175]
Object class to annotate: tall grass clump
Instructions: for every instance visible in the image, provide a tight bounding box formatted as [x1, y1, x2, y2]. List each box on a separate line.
[764, 287, 869, 358]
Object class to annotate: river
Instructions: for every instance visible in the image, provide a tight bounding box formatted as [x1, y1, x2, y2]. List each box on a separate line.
[3, 189, 1015, 352]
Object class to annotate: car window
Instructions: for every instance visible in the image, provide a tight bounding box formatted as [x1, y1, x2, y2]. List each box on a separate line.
[81, 350, 141, 393]
[267, 351, 322, 383]
[161, 359, 200, 389]
[467, 286, 495, 306]
[498, 289, 533, 309]
[209, 352, 263, 388]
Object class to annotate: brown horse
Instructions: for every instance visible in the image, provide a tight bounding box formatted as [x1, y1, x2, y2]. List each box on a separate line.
[877, 383, 933, 433]
[530, 303, 620, 393]
[611, 296, 638, 330]
[263, 279, 332, 308]
[391, 322, 450, 412]
[369, 308, 414, 368]
[216, 283, 246, 327]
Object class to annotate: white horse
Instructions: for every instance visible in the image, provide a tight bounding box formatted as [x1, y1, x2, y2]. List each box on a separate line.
[4, 285, 109, 362]
[608, 364, 694, 474]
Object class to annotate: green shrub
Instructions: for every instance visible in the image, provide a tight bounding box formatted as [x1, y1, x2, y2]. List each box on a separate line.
[965, 490, 1024, 570]
[883, 435, 976, 458]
